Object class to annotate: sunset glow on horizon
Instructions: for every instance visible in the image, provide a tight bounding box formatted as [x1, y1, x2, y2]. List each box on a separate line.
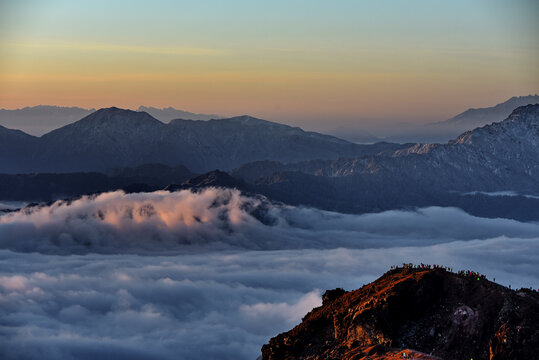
[1, 0, 538, 128]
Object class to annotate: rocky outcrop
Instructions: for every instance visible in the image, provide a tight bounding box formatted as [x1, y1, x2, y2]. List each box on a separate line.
[261, 267, 539, 360]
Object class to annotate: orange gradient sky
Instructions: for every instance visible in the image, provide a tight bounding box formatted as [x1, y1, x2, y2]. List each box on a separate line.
[1, 0, 538, 129]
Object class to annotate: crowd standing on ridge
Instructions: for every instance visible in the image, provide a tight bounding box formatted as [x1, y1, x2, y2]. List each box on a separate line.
[388, 263, 539, 292]
[390, 263, 454, 272]
[389, 263, 489, 280]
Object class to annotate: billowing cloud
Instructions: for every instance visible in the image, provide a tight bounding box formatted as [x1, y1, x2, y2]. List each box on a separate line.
[1, 188, 538, 254]
[0, 188, 538, 359]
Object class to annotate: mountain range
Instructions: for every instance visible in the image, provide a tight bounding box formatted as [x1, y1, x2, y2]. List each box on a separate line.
[437, 94, 539, 129]
[2, 95, 537, 142]
[0, 107, 408, 173]
[0, 106, 95, 136]
[0, 105, 220, 136]
[229, 105, 539, 220]
[137, 106, 221, 121]
[1, 102, 539, 221]
[377, 95, 539, 143]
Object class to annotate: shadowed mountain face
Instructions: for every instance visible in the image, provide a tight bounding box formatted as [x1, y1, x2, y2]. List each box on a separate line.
[261, 267, 539, 360]
[0, 125, 39, 173]
[0, 164, 194, 202]
[0, 107, 408, 174]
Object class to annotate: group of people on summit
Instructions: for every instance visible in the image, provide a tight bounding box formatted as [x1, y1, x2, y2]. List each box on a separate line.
[390, 263, 488, 281]
[391, 263, 454, 272]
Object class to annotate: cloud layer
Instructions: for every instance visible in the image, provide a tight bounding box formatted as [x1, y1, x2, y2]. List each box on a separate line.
[1, 188, 538, 254]
[1, 188, 538, 359]
[1, 238, 538, 360]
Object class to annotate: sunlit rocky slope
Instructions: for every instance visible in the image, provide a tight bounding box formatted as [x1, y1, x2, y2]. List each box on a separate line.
[261, 267, 539, 360]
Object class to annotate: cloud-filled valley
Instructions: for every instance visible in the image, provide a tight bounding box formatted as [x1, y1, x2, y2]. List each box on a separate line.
[1, 188, 539, 254]
[1, 239, 538, 360]
[0, 188, 538, 359]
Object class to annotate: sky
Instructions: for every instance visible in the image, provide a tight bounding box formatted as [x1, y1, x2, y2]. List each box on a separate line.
[0, 0, 538, 130]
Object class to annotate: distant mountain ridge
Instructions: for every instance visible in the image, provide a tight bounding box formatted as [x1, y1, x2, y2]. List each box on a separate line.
[0, 107, 405, 173]
[0, 105, 220, 136]
[378, 94, 539, 143]
[437, 94, 539, 128]
[137, 106, 221, 121]
[0, 105, 95, 136]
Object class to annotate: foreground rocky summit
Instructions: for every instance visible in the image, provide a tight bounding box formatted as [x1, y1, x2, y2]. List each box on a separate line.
[261, 267, 538, 360]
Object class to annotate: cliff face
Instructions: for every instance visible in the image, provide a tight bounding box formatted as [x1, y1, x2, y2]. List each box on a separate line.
[261, 268, 538, 360]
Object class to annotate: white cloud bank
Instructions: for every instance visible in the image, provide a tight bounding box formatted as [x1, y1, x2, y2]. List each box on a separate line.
[1, 188, 538, 254]
[0, 188, 538, 359]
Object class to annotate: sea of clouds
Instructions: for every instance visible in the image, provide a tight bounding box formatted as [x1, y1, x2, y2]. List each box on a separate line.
[1, 188, 538, 359]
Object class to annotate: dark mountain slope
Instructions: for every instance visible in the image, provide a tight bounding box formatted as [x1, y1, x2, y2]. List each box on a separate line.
[163, 116, 406, 172]
[262, 267, 539, 360]
[0, 108, 406, 174]
[0, 164, 195, 202]
[38, 107, 170, 172]
[0, 125, 39, 173]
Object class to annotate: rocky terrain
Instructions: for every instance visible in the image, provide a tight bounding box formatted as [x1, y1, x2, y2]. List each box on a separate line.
[261, 267, 539, 360]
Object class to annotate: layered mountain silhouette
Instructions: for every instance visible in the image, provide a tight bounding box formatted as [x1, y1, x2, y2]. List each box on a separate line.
[381, 95, 539, 143]
[229, 105, 539, 220]
[0, 107, 408, 173]
[1, 105, 539, 221]
[261, 267, 539, 360]
[0, 105, 220, 136]
[0, 105, 95, 136]
[436, 94, 539, 131]
[137, 106, 221, 121]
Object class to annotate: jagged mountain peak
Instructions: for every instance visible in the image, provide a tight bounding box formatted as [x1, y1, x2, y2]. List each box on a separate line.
[503, 102, 539, 123]
[451, 103, 539, 145]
